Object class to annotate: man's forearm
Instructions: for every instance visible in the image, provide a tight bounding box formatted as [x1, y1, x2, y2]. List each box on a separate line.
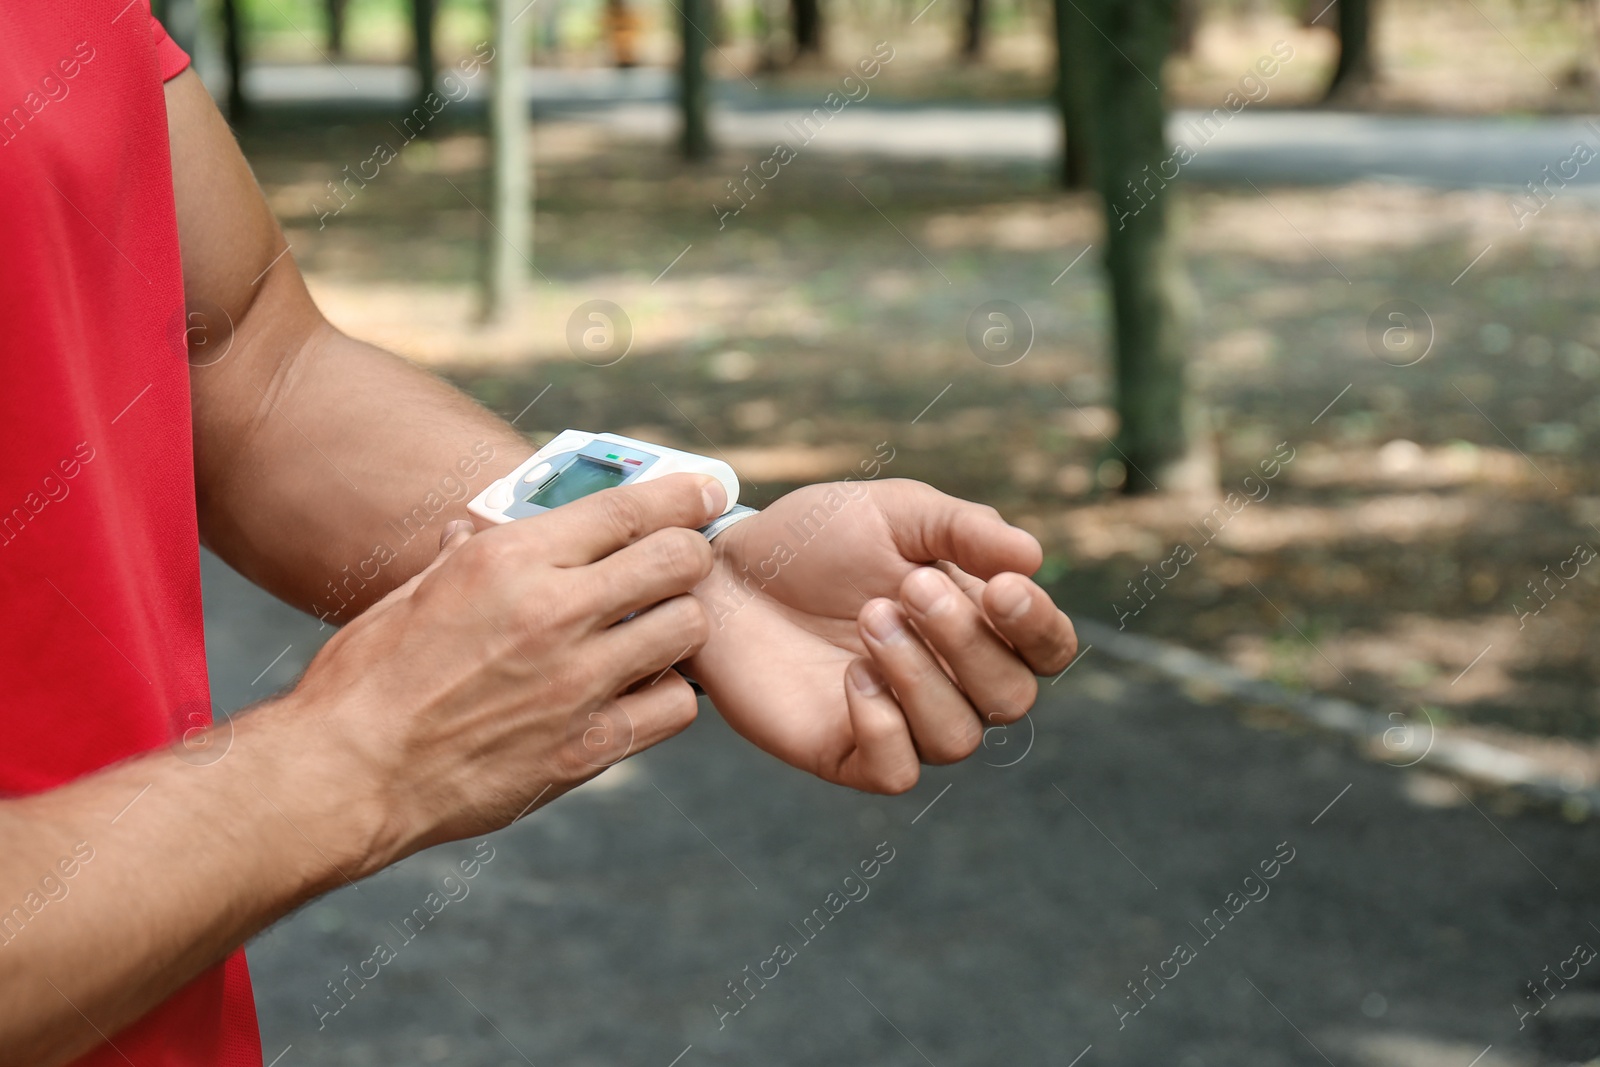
[193, 320, 527, 623]
[164, 67, 527, 622]
[0, 699, 393, 1065]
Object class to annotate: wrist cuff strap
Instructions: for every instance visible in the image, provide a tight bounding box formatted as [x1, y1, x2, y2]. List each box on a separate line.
[699, 504, 759, 541]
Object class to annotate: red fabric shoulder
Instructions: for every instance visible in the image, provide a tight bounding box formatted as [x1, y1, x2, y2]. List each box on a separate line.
[148, 5, 192, 81]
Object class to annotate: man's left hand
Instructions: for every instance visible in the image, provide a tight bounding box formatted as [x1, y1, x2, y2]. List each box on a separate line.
[685, 479, 1078, 794]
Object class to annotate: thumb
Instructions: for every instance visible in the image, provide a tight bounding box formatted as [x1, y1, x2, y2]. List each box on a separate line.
[387, 520, 477, 602]
[879, 481, 1042, 580]
[421, 519, 477, 577]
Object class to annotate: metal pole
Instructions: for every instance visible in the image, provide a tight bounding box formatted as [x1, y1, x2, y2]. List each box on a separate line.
[485, 0, 531, 322]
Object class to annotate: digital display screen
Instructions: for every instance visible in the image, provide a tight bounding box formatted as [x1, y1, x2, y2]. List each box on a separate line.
[526, 455, 628, 509]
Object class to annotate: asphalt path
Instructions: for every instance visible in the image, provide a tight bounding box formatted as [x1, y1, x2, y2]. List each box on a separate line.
[232, 62, 1600, 192]
[201, 550, 1600, 1067]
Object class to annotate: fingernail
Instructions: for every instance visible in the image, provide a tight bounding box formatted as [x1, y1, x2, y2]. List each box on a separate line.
[863, 602, 903, 643]
[848, 660, 882, 697]
[903, 568, 952, 616]
[440, 519, 474, 548]
[991, 578, 1031, 622]
[701, 479, 727, 520]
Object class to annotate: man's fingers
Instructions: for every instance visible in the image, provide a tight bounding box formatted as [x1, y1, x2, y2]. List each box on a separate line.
[900, 567, 1037, 724]
[595, 670, 701, 765]
[527, 473, 726, 566]
[836, 658, 921, 794]
[857, 598, 981, 765]
[560, 672, 701, 781]
[596, 593, 710, 690]
[877, 479, 1043, 580]
[931, 562, 1077, 677]
[983, 573, 1079, 676]
[585, 526, 714, 624]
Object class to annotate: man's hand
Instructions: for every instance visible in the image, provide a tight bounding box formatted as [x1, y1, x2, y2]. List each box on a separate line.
[297, 472, 726, 862]
[685, 479, 1077, 794]
[164, 66, 1071, 803]
[0, 473, 723, 1066]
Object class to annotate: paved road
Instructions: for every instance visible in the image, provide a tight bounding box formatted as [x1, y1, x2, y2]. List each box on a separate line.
[230, 62, 1600, 191]
[201, 550, 1600, 1067]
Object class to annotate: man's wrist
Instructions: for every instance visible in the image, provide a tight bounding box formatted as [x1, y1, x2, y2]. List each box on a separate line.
[245, 692, 411, 885]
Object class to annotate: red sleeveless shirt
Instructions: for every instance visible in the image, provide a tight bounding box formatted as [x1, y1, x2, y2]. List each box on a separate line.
[0, 3, 262, 1063]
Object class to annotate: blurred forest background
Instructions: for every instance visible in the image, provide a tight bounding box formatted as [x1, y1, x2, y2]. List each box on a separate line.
[171, 0, 1600, 800]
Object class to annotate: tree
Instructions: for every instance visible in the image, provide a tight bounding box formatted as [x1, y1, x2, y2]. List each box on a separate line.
[1173, 0, 1199, 56]
[680, 0, 712, 159]
[1073, 0, 1207, 494]
[326, 0, 350, 57]
[412, 0, 437, 111]
[791, 0, 822, 58]
[484, 0, 531, 321]
[1051, 0, 1094, 189]
[962, 0, 985, 61]
[1324, 0, 1377, 101]
[219, 0, 247, 122]
[754, 0, 783, 71]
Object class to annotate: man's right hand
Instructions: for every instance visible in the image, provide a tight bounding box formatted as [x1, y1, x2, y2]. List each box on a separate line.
[288, 471, 727, 874]
[0, 472, 725, 1066]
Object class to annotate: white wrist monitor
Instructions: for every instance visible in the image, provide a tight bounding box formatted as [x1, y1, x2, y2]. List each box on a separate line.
[468, 429, 740, 525]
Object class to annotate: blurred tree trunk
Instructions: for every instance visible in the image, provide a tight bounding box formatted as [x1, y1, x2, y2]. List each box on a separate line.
[484, 0, 531, 322]
[1173, 0, 1199, 54]
[755, 0, 783, 71]
[1078, 0, 1205, 494]
[1324, 0, 1376, 101]
[220, 0, 247, 122]
[680, 0, 712, 159]
[411, 0, 437, 110]
[326, 0, 349, 56]
[962, 0, 985, 61]
[1051, 0, 1093, 189]
[791, 0, 822, 58]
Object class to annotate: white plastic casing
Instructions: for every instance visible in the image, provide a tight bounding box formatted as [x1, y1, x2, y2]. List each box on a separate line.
[468, 429, 740, 526]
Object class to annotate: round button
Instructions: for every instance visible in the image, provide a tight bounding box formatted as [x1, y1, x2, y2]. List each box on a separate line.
[485, 483, 513, 511]
[522, 462, 551, 485]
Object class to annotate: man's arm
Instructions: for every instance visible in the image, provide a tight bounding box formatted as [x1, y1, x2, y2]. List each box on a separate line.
[0, 691, 386, 1063]
[165, 69, 525, 620]
[0, 474, 720, 1064]
[8, 81, 723, 1050]
[168, 67, 1078, 794]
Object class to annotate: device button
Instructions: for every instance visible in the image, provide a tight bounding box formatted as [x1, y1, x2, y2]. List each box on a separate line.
[485, 483, 513, 511]
[522, 463, 551, 485]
